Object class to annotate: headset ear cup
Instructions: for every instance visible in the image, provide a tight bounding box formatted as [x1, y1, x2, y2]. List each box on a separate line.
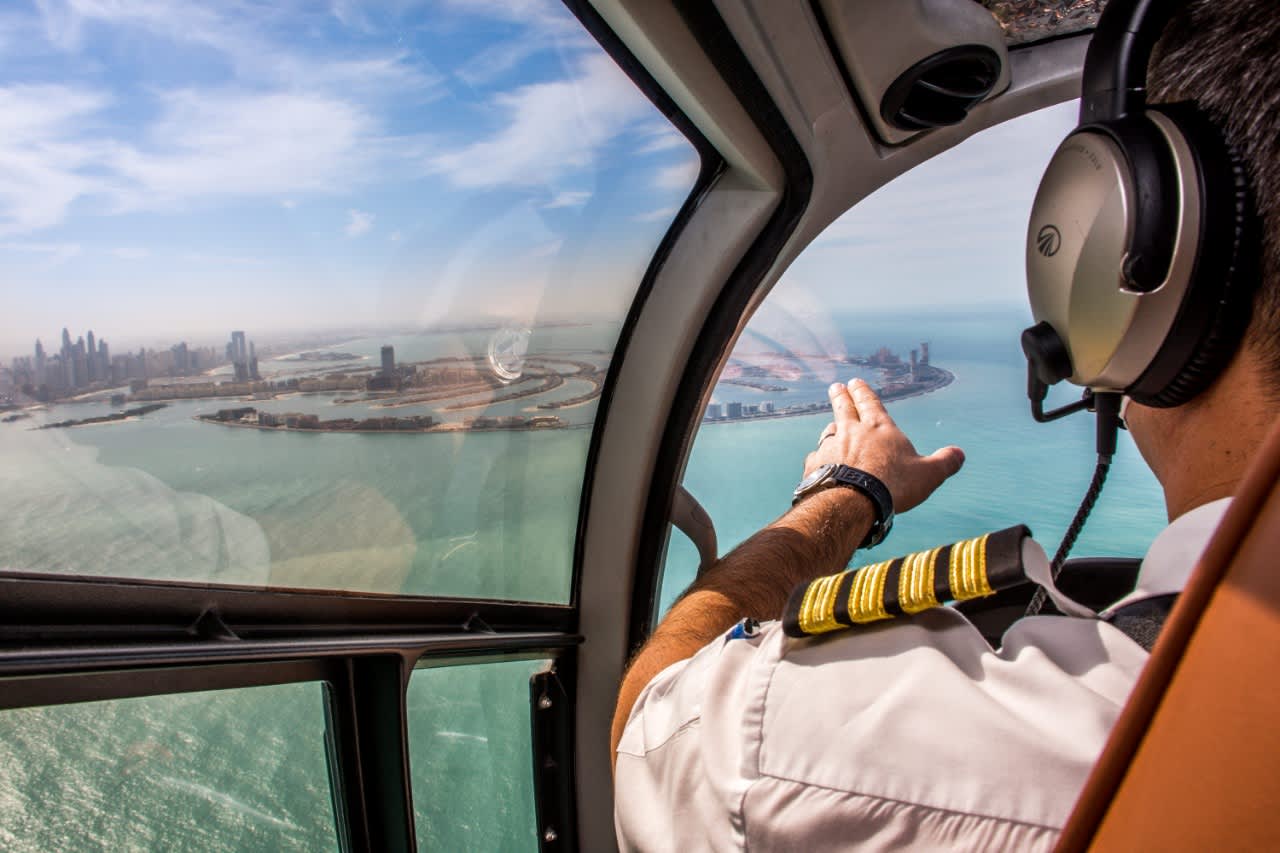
[1126, 105, 1258, 408]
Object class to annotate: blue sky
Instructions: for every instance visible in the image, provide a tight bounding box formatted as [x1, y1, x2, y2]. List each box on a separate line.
[1, 0, 698, 358]
[1, 1, 1077, 365]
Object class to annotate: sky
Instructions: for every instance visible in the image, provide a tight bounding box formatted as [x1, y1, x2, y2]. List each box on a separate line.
[0, 0, 1076, 364]
[1, 0, 698, 359]
[739, 100, 1079, 359]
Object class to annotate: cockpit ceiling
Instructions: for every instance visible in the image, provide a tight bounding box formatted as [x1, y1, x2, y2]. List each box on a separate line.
[979, 0, 1107, 46]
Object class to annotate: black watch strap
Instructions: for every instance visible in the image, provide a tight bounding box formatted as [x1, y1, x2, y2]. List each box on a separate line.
[804, 465, 894, 550]
[836, 466, 894, 549]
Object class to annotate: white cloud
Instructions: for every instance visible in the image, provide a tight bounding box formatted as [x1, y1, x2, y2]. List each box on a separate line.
[429, 53, 650, 190]
[633, 205, 678, 223]
[636, 123, 688, 155]
[345, 209, 374, 237]
[111, 90, 379, 205]
[0, 82, 409, 235]
[543, 190, 591, 210]
[111, 247, 150, 259]
[653, 158, 699, 191]
[0, 240, 82, 266]
[35, 1, 441, 96]
[0, 84, 113, 235]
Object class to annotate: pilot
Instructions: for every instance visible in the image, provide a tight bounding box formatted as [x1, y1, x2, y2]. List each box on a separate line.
[612, 0, 1280, 849]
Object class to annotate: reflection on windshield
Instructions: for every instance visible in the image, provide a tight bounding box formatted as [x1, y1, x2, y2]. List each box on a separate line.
[0, 2, 698, 602]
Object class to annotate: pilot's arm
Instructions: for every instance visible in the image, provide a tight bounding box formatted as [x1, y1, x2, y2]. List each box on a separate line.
[610, 378, 964, 764]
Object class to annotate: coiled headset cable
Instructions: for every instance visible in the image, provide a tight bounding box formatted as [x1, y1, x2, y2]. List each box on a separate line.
[1024, 391, 1123, 617]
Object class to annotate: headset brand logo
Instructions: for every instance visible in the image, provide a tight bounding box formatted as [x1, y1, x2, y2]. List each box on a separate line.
[1036, 224, 1062, 258]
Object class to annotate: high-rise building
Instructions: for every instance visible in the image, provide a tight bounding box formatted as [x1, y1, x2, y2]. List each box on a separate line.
[381, 345, 395, 377]
[705, 403, 723, 420]
[86, 331, 96, 381]
[762, 401, 775, 413]
[34, 340, 46, 386]
[98, 340, 109, 383]
[73, 337, 88, 389]
[921, 342, 930, 365]
[727, 402, 743, 419]
[171, 342, 189, 375]
[229, 331, 250, 382]
[249, 342, 260, 381]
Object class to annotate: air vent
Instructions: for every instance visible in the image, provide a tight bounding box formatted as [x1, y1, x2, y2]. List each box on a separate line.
[880, 45, 1002, 131]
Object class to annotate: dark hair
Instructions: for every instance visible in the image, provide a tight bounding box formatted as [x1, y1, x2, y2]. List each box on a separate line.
[1148, 0, 1280, 386]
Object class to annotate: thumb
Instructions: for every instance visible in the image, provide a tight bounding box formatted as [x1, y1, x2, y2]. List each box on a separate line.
[922, 445, 965, 482]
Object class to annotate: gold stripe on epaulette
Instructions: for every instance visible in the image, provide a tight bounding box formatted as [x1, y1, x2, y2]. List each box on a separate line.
[899, 546, 941, 614]
[949, 532, 993, 601]
[797, 571, 844, 635]
[848, 559, 892, 623]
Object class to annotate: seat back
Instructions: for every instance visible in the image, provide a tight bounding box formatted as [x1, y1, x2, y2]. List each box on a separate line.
[1056, 418, 1280, 850]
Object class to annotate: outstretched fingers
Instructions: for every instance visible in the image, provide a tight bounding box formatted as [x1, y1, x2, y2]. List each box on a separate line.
[828, 382, 858, 425]
[847, 378, 888, 422]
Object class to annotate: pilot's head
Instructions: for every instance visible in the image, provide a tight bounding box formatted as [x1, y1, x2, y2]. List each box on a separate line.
[1123, 0, 1280, 505]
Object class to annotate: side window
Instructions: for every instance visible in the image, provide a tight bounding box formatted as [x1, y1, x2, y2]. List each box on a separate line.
[0, 1, 699, 604]
[406, 657, 550, 851]
[659, 103, 1167, 616]
[0, 684, 338, 851]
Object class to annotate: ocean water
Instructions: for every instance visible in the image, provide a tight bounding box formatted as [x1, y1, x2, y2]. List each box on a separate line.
[0, 312, 1171, 849]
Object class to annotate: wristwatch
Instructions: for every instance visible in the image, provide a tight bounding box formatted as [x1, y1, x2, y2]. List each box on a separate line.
[792, 463, 895, 549]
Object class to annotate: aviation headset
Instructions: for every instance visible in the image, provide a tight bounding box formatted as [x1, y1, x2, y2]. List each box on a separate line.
[1021, 0, 1258, 414]
[1018, 0, 1259, 610]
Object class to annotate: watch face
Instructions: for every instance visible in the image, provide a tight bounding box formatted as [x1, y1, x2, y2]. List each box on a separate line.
[794, 462, 836, 496]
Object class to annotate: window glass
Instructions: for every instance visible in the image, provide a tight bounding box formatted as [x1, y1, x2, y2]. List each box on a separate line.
[659, 102, 1165, 616]
[406, 656, 548, 851]
[0, 683, 337, 852]
[0, 2, 698, 602]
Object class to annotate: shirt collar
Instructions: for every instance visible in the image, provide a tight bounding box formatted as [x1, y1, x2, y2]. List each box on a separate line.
[1104, 496, 1232, 614]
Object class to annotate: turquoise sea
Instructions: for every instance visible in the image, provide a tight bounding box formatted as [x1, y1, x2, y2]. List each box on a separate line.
[0, 312, 1169, 850]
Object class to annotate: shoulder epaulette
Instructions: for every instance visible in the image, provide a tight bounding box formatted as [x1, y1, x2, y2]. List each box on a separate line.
[781, 525, 1032, 638]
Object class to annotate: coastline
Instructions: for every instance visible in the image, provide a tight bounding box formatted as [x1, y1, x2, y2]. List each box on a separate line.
[192, 416, 577, 435]
[701, 367, 954, 426]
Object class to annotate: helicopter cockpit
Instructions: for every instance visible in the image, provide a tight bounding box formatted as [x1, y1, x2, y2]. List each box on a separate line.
[2, 1, 1277, 850]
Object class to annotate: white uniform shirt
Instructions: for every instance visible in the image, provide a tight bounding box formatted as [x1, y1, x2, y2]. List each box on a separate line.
[615, 499, 1229, 852]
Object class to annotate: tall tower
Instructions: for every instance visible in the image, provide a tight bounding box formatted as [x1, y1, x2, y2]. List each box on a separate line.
[381, 345, 395, 377]
[86, 331, 96, 381]
[73, 336, 88, 388]
[34, 340, 45, 385]
[920, 342, 930, 365]
[230, 331, 248, 382]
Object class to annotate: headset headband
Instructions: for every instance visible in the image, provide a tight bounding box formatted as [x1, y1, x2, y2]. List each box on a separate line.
[1079, 0, 1171, 123]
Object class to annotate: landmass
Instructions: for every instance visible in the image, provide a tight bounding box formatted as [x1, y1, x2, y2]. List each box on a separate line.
[706, 343, 952, 425]
[277, 351, 364, 362]
[196, 407, 565, 434]
[37, 403, 169, 430]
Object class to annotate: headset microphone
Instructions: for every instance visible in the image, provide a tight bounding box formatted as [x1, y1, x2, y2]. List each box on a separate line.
[1020, 0, 1257, 614]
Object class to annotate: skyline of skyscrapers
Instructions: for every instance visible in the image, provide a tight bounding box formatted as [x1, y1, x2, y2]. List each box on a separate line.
[7, 327, 257, 401]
